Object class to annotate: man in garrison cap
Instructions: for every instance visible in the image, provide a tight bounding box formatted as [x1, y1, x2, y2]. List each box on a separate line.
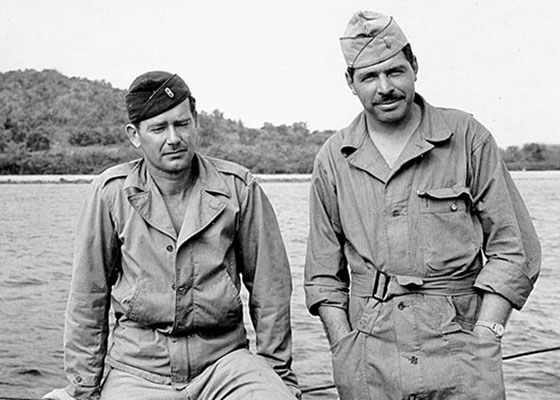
[304, 11, 541, 400]
[44, 71, 300, 400]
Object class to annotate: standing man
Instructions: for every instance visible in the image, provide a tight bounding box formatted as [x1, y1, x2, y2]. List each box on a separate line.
[304, 11, 540, 400]
[44, 71, 300, 400]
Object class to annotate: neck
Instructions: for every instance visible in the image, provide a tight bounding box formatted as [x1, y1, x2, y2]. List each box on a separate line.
[365, 103, 422, 169]
[147, 165, 196, 199]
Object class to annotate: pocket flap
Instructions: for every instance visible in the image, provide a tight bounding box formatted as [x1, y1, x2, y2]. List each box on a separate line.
[417, 186, 473, 202]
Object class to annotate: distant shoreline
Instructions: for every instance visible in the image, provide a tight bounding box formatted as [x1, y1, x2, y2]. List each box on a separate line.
[0, 174, 312, 184]
[2, 170, 560, 185]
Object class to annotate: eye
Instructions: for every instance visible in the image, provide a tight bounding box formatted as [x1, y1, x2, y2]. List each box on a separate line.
[150, 126, 165, 134]
[359, 74, 376, 83]
[388, 69, 405, 77]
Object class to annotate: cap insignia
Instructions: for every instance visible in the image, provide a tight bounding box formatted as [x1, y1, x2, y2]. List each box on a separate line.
[164, 87, 175, 98]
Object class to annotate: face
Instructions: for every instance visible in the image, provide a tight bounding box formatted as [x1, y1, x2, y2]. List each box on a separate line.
[126, 99, 198, 177]
[347, 51, 418, 128]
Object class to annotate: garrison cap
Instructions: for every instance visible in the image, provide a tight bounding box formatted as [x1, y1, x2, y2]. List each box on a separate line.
[125, 71, 192, 123]
[340, 11, 408, 69]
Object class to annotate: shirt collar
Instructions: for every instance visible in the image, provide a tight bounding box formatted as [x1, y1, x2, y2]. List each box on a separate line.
[123, 154, 231, 198]
[340, 93, 454, 156]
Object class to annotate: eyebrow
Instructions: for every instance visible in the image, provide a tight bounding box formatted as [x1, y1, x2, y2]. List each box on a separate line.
[146, 121, 167, 130]
[175, 117, 192, 124]
[357, 64, 407, 79]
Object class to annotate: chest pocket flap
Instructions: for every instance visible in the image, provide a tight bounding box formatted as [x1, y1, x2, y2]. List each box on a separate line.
[416, 186, 477, 272]
[417, 186, 473, 213]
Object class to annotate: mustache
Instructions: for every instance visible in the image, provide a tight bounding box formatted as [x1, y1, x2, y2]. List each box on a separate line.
[375, 94, 404, 105]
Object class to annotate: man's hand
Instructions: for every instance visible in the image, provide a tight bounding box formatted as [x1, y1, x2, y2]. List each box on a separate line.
[42, 388, 75, 400]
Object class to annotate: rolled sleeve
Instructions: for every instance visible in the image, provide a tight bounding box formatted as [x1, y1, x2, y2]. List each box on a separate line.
[304, 160, 350, 316]
[474, 258, 535, 309]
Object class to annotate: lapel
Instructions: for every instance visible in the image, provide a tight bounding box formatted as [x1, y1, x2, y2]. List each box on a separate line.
[342, 113, 391, 183]
[123, 156, 232, 244]
[124, 161, 176, 239]
[392, 96, 454, 176]
[177, 155, 230, 247]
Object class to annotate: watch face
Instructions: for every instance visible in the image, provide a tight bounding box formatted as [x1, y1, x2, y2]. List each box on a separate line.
[476, 321, 505, 338]
[491, 323, 505, 337]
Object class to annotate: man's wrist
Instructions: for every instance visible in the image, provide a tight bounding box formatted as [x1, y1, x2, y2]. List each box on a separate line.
[475, 320, 505, 339]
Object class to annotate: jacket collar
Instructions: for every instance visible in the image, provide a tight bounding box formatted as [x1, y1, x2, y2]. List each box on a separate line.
[122, 154, 231, 198]
[340, 94, 454, 182]
[122, 154, 230, 242]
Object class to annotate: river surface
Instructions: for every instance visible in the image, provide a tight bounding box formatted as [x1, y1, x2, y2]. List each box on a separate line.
[1, 171, 559, 399]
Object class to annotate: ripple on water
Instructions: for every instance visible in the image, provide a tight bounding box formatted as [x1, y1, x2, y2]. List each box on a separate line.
[2, 277, 47, 287]
[1, 177, 559, 399]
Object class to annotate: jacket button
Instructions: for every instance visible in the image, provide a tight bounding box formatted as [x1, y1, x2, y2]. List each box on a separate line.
[397, 301, 406, 310]
[450, 202, 458, 211]
[75, 375, 82, 383]
[166, 245, 174, 252]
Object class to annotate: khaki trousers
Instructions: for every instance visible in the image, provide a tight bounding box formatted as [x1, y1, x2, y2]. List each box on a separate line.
[100, 349, 296, 400]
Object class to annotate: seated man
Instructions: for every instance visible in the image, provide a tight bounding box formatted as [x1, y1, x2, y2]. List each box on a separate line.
[44, 71, 300, 400]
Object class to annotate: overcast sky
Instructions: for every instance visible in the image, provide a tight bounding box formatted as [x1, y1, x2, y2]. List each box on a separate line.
[2, 0, 559, 147]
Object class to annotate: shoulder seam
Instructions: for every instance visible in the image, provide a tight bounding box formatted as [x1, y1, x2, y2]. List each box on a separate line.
[98, 159, 141, 187]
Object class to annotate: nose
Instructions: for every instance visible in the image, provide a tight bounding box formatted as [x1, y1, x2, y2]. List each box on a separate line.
[166, 126, 180, 145]
[377, 74, 394, 95]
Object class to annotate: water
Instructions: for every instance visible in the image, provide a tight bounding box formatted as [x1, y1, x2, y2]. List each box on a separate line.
[1, 171, 559, 399]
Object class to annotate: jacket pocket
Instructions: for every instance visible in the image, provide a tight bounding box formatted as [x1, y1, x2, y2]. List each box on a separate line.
[442, 294, 480, 334]
[193, 266, 243, 330]
[417, 187, 478, 272]
[113, 274, 174, 326]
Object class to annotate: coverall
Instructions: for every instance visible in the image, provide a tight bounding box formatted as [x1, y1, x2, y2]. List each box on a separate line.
[305, 95, 540, 400]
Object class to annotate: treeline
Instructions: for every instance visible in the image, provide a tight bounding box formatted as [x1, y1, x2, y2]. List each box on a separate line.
[501, 143, 560, 171]
[0, 69, 558, 175]
[0, 69, 334, 174]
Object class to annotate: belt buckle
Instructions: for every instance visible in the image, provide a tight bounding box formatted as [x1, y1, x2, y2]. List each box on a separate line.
[372, 271, 390, 302]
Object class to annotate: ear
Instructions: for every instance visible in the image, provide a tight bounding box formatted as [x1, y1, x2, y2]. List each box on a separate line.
[191, 113, 201, 145]
[412, 56, 419, 81]
[193, 111, 199, 128]
[125, 124, 141, 148]
[345, 71, 357, 95]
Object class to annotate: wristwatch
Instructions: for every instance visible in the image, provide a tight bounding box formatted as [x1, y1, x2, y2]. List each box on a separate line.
[475, 320, 505, 339]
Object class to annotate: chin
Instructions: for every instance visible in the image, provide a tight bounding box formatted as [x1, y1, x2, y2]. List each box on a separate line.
[377, 113, 407, 125]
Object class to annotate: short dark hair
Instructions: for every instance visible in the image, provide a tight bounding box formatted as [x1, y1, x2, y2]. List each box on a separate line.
[346, 43, 416, 81]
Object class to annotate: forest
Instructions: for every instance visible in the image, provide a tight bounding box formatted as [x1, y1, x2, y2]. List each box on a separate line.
[1, 69, 558, 175]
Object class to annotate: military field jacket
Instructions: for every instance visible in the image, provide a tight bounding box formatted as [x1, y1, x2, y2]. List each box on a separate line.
[64, 155, 297, 399]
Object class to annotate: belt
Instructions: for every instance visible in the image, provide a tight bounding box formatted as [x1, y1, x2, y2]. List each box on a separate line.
[372, 270, 391, 301]
[352, 270, 478, 301]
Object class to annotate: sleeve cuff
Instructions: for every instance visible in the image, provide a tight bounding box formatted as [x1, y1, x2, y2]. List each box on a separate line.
[305, 284, 349, 316]
[474, 259, 535, 310]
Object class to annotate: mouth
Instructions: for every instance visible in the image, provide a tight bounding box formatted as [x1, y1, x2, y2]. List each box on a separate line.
[375, 97, 403, 109]
[163, 149, 188, 157]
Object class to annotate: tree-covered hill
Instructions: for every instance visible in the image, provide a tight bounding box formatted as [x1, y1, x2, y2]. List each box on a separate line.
[0, 69, 334, 174]
[0, 69, 558, 174]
